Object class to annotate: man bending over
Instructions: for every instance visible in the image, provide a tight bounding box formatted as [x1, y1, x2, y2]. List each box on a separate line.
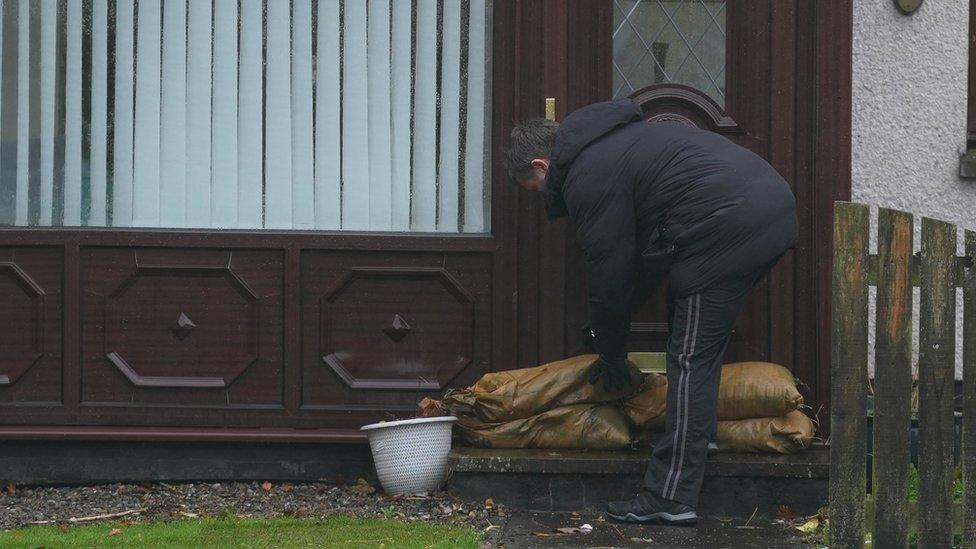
[506, 98, 797, 525]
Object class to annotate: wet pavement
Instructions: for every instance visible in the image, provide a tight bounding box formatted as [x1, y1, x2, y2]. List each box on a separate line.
[486, 510, 811, 548]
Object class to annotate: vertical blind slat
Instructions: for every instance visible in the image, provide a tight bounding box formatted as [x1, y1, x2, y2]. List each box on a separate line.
[133, 0, 162, 226]
[88, 0, 108, 226]
[390, 0, 412, 232]
[411, 0, 438, 232]
[464, 0, 488, 233]
[185, 0, 212, 227]
[211, 0, 239, 228]
[291, 0, 314, 230]
[237, 0, 263, 229]
[341, 0, 369, 230]
[64, 0, 83, 226]
[264, 0, 292, 229]
[14, 0, 28, 226]
[39, 0, 56, 225]
[437, 0, 462, 233]
[159, 0, 187, 228]
[368, 0, 392, 231]
[314, 0, 341, 230]
[111, 0, 135, 226]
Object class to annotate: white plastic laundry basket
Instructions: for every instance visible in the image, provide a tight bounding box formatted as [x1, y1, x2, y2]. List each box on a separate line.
[360, 416, 458, 495]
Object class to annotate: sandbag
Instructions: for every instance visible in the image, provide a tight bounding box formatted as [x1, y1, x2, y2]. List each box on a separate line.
[443, 355, 642, 423]
[621, 373, 668, 430]
[714, 410, 815, 454]
[622, 362, 802, 430]
[454, 404, 633, 450]
[715, 362, 803, 420]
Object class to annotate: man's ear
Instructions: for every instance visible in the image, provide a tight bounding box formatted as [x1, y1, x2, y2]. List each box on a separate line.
[530, 158, 550, 171]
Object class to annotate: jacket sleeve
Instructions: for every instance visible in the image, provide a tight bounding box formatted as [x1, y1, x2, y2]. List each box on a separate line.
[566, 177, 636, 361]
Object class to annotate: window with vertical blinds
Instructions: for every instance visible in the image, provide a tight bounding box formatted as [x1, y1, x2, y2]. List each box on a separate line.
[0, 0, 492, 233]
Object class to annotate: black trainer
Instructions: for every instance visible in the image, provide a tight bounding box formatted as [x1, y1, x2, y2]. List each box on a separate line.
[606, 489, 699, 525]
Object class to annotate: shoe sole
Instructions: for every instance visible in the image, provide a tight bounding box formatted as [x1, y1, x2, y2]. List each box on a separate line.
[606, 510, 699, 525]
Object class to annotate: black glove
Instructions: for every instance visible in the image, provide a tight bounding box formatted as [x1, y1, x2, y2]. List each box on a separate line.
[587, 355, 632, 393]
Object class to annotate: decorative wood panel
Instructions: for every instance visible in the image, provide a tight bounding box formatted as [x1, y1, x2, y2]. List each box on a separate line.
[81, 248, 283, 409]
[0, 248, 62, 405]
[302, 252, 491, 421]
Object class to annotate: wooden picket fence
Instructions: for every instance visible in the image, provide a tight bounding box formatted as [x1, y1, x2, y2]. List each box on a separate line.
[830, 202, 976, 548]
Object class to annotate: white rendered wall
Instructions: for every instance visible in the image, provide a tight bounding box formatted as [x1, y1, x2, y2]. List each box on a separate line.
[853, 0, 975, 379]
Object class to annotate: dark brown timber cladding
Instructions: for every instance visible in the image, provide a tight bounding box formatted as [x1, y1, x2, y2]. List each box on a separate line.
[964, 229, 976, 548]
[917, 218, 957, 548]
[872, 208, 913, 549]
[0, 1, 854, 444]
[828, 202, 868, 549]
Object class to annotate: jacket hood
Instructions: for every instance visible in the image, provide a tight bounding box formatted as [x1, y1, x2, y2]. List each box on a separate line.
[544, 98, 643, 218]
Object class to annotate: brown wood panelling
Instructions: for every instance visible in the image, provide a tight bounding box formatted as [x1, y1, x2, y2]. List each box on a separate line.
[562, 1, 612, 359]
[489, 0, 519, 375]
[767, 0, 798, 370]
[0, 247, 62, 405]
[80, 248, 284, 409]
[813, 0, 854, 434]
[515, 0, 545, 369]
[301, 251, 492, 424]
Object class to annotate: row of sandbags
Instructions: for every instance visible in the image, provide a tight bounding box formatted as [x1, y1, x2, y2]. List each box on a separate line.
[418, 355, 815, 454]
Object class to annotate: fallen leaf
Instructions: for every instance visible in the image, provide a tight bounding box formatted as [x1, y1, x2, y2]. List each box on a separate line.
[58, 523, 69, 533]
[531, 532, 554, 537]
[4, 483, 14, 495]
[569, 511, 581, 520]
[178, 511, 199, 518]
[108, 528, 122, 536]
[260, 481, 273, 492]
[484, 498, 494, 509]
[796, 518, 821, 534]
[630, 538, 653, 544]
[467, 510, 477, 519]
[350, 478, 375, 496]
[120, 519, 134, 527]
[775, 505, 795, 522]
[555, 527, 584, 534]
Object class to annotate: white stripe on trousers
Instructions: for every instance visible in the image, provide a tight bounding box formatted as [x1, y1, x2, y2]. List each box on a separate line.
[669, 294, 701, 500]
[661, 293, 700, 499]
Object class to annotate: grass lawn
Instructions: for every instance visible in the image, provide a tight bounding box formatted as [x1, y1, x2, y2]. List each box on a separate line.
[0, 516, 481, 548]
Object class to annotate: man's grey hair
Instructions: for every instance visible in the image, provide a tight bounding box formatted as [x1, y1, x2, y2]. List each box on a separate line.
[506, 118, 559, 181]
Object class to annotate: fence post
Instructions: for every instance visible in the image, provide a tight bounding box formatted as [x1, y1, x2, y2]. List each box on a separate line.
[963, 229, 975, 548]
[917, 217, 957, 548]
[830, 201, 870, 548]
[872, 208, 914, 549]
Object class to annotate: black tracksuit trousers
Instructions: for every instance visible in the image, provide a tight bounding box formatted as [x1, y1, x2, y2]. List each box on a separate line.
[641, 266, 771, 509]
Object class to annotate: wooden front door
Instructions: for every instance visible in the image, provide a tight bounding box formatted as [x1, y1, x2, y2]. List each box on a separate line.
[520, 1, 852, 421]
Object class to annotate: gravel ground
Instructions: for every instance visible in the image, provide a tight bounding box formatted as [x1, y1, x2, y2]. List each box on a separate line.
[0, 480, 504, 533]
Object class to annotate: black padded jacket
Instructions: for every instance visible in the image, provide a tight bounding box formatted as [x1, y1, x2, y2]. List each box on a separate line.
[544, 98, 798, 360]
